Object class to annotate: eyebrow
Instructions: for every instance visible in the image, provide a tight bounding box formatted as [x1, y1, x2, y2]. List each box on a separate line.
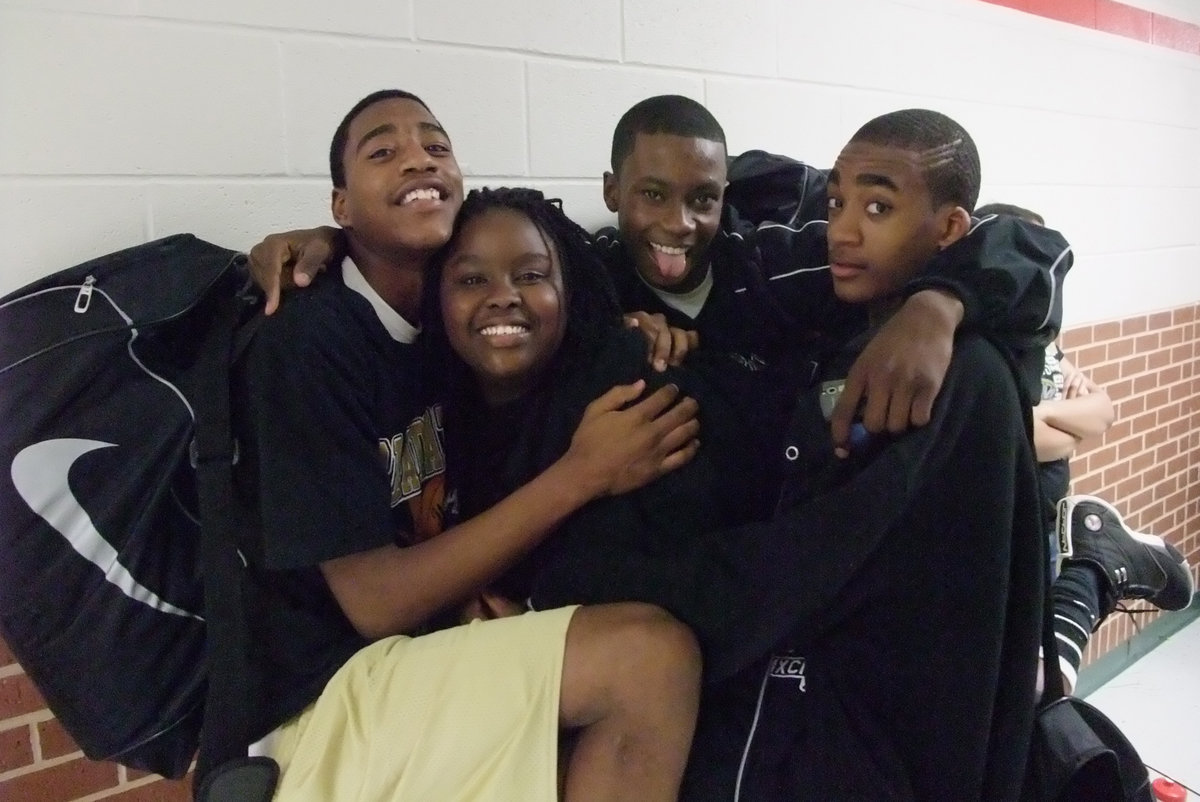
[636, 176, 722, 192]
[354, 121, 450, 155]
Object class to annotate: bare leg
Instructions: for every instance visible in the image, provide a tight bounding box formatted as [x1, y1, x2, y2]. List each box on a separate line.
[558, 603, 701, 802]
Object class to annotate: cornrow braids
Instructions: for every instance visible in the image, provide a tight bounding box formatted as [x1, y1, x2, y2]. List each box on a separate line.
[423, 187, 624, 394]
[849, 109, 981, 211]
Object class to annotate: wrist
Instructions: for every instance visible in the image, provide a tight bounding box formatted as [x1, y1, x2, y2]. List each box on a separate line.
[545, 452, 607, 507]
[907, 288, 963, 331]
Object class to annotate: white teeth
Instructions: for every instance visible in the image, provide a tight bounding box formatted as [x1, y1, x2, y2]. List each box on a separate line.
[650, 242, 686, 255]
[401, 187, 442, 204]
[480, 325, 528, 336]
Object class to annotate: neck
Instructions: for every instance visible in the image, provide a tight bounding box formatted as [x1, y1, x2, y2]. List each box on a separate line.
[347, 242, 428, 323]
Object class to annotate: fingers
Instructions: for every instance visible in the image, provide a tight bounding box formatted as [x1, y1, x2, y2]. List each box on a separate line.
[650, 395, 700, 446]
[649, 325, 674, 372]
[248, 239, 291, 316]
[905, 380, 937, 428]
[625, 382, 686, 421]
[656, 437, 701, 474]
[624, 311, 674, 371]
[293, 242, 329, 288]
[829, 371, 865, 457]
[583, 379, 647, 417]
[667, 327, 692, 367]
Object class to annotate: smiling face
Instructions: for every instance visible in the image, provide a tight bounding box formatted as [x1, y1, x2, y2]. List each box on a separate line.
[332, 97, 464, 263]
[826, 141, 968, 316]
[440, 208, 568, 406]
[602, 132, 726, 292]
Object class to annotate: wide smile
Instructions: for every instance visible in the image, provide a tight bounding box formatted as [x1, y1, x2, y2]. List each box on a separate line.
[392, 179, 452, 207]
[477, 322, 531, 347]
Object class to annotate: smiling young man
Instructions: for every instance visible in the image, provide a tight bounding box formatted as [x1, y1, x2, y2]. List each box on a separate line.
[234, 89, 710, 802]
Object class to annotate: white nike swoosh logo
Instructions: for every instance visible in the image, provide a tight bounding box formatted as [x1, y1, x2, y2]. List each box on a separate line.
[11, 438, 201, 619]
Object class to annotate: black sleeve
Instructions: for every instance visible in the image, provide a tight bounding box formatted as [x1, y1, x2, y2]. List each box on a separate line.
[745, 220, 865, 343]
[910, 215, 1072, 351]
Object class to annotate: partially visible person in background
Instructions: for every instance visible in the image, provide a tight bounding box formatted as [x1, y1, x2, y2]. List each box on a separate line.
[976, 201, 1193, 694]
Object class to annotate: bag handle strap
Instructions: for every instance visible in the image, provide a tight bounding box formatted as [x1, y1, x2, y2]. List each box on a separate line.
[189, 265, 277, 801]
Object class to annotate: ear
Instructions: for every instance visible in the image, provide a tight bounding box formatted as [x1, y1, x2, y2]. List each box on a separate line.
[937, 206, 971, 249]
[331, 187, 350, 228]
[602, 171, 620, 213]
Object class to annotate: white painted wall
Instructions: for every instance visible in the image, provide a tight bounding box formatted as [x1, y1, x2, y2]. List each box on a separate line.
[2, 0, 1198, 328]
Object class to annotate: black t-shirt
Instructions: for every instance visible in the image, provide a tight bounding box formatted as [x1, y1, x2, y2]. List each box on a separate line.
[235, 266, 446, 735]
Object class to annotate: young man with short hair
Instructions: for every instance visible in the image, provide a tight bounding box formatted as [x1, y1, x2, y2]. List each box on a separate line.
[236, 88, 706, 802]
[718, 108, 1190, 801]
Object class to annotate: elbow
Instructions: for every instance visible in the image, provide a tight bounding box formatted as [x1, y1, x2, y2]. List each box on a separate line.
[342, 603, 426, 641]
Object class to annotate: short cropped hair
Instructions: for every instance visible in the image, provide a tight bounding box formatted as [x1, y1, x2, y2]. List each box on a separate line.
[974, 202, 1044, 226]
[848, 109, 981, 211]
[610, 95, 726, 173]
[329, 89, 431, 188]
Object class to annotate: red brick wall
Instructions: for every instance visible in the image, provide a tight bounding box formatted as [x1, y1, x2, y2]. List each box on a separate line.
[0, 634, 191, 801]
[1060, 303, 1200, 667]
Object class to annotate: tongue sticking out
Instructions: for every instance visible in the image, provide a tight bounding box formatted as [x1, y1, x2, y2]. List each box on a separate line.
[651, 248, 688, 280]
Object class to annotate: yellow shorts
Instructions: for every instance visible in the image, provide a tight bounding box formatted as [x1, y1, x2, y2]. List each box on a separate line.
[267, 605, 578, 802]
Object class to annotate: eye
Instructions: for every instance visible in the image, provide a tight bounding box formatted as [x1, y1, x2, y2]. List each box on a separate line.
[426, 142, 451, 155]
[691, 194, 719, 213]
[866, 201, 891, 215]
[516, 270, 547, 285]
[367, 146, 394, 160]
[827, 197, 843, 210]
[641, 189, 665, 202]
[455, 273, 486, 287]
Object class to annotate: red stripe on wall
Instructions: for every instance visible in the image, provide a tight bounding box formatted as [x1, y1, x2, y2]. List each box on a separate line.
[980, 0, 1200, 55]
[1096, 0, 1153, 40]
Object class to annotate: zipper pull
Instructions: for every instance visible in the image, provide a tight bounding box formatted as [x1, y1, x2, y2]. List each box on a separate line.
[74, 275, 96, 313]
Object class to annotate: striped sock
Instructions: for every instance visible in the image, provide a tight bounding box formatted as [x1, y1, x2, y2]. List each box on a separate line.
[1051, 563, 1103, 690]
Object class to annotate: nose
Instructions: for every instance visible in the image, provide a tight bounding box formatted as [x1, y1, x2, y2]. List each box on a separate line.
[828, 207, 860, 248]
[485, 276, 520, 308]
[399, 141, 437, 174]
[661, 202, 696, 236]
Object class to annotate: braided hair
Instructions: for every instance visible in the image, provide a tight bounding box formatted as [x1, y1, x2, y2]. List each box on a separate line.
[423, 187, 624, 398]
[848, 108, 981, 211]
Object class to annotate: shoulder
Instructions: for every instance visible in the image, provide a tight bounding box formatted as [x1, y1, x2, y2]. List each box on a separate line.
[256, 274, 373, 353]
[947, 334, 1022, 403]
[248, 274, 385, 390]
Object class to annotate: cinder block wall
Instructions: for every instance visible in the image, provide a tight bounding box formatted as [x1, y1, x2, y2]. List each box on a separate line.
[1, 0, 1197, 798]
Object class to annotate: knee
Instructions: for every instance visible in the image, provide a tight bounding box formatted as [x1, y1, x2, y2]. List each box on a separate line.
[587, 602, 702, 690]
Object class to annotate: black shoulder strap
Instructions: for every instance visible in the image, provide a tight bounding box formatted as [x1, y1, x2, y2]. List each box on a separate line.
[189, 285, 277, 802]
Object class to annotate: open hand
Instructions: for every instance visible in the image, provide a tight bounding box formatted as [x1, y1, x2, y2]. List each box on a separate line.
[566, 380, 700, 496]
